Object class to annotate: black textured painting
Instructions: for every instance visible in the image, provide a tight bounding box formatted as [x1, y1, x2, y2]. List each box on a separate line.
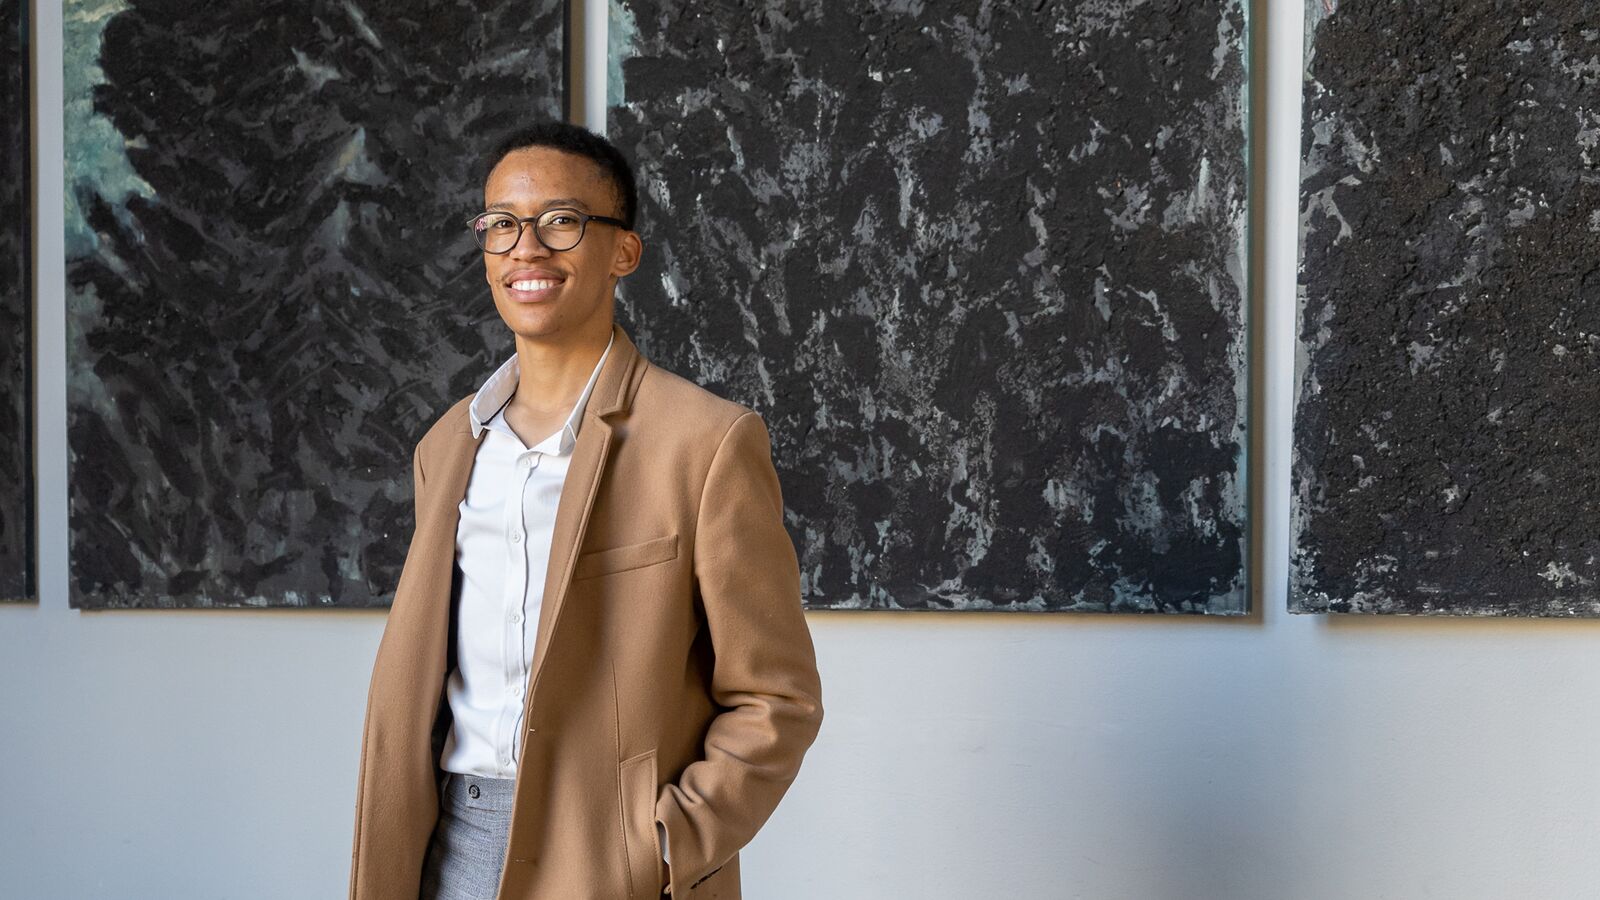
[64, 0, 564, 608]
[1293, 2, 1600, 615]
[0, 0, 30, 603]
[610, 1, 1249, 612]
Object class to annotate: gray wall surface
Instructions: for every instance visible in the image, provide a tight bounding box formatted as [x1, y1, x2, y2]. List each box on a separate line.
[5, 1, 1600, 898]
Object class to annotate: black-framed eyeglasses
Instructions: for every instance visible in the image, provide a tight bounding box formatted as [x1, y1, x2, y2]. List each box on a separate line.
[466, 208, 629, 254]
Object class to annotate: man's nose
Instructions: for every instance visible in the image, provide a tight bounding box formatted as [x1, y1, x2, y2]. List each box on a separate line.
[509, 222, 551, 259]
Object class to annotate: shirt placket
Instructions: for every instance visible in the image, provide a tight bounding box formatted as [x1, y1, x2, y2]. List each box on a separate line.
[498, 449, 539, 776]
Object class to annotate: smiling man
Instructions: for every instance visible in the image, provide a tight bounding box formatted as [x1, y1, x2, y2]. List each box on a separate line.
[348, 122, 824, 900]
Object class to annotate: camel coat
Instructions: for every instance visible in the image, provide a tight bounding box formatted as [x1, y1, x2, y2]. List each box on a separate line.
[348, 322, 823, 899]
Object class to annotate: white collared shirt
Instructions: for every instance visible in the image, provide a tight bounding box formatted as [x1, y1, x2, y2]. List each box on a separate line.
[438, 331, 614, 778]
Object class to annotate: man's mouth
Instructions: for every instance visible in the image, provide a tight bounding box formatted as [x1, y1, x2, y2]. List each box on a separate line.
[510, 278, 562, 292]
[503, 270, 566, 301]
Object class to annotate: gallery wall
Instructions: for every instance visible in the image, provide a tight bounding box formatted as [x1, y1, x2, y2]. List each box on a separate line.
[4, 1, 1600, 898]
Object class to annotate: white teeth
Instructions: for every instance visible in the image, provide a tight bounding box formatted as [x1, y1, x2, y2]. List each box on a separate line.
[510, 279, 560, 292]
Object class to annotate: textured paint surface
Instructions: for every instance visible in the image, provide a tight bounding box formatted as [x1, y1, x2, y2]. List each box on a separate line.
[0, 0, 30, 602]
[65, 0, 564, 608]
[1293, 2, 1600, 615]
[610, 0, 1249, 612]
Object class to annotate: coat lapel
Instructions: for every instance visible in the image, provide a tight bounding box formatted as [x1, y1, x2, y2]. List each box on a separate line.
[529, 415, 611, 672]
[528, 322, 648, 691]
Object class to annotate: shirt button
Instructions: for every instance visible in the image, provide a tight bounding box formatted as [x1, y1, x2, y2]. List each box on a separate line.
[510, 611, 523, 624]
[510, 531, 523, 543]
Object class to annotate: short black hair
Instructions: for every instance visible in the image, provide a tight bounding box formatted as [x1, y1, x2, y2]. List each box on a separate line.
[482, 122, 639, 231]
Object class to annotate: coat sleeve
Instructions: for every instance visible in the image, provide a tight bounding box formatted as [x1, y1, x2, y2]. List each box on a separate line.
[348, 437, 429, 898]
[654, 410, 824, 894]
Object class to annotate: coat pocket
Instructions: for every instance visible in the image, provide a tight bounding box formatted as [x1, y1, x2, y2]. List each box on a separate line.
[619, 749, 663, 899]
[575, 533, 678, 581]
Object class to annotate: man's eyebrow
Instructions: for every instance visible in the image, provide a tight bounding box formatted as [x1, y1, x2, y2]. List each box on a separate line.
[481, 197, 592, 213]
[539, 197, 591, 210]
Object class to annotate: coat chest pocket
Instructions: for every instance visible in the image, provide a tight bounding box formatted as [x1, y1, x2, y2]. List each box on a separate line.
[573, 533, 678, 581]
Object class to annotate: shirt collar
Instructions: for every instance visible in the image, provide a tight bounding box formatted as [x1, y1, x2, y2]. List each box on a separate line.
[468, 330, 615, 450]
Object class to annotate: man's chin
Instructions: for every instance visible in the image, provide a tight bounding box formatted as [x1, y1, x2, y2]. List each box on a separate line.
[501, 318, 561, 341]
[491, 298, 556, 332]
[496, 298, 613, 342]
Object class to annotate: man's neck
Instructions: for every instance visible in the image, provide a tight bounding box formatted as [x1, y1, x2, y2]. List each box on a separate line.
[508, 320, 613, 419]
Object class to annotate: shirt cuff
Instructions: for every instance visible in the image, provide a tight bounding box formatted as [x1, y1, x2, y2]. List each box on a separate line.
[657, 821, 670, 864]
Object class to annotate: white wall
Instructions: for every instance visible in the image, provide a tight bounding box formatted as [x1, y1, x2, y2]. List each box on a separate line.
[6, 1, 1600, 898]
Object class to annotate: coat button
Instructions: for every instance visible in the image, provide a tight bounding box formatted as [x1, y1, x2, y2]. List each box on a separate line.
[468, 784, 480, 799]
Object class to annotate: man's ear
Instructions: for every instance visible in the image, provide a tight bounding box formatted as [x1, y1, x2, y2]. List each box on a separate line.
[611, 230, 643, 278]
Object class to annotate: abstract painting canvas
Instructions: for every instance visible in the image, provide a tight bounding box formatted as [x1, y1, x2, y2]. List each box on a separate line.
[1293, 1, 1599, 615]
[64, 0, 564, 608]
[610, 1, 1249, 612]
[0, 0, 31, 603]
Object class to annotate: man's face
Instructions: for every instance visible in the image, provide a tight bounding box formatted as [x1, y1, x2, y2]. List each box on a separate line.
[480, 147, 641, 343]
